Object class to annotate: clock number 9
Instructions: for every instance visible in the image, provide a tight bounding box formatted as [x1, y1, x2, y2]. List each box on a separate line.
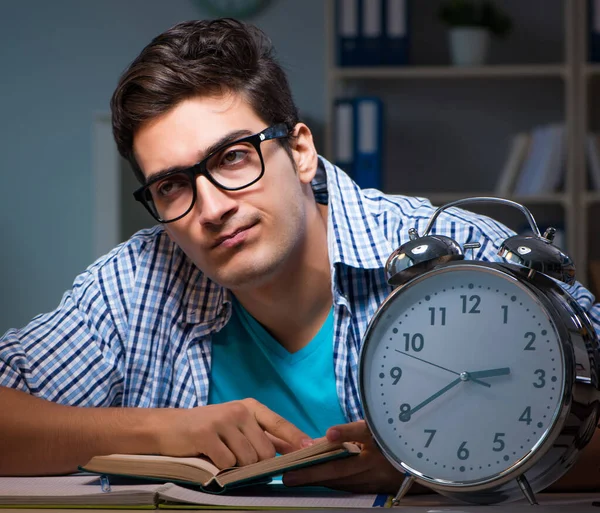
[390, 366, 402, 385]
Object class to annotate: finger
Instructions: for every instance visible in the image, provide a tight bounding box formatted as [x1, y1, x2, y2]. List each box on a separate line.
[249, 400, 311, 450]
[201, 434, 238, 469]
[326, 420, 371, 444]
[218, 425, 260, 467]
[239, 422, 277, 461]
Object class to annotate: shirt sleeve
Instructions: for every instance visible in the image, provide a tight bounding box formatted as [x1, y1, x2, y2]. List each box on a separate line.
[0, 252, 128, 407]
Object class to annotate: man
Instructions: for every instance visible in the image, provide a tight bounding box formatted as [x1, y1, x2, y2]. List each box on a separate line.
[1, 19, 599, 493]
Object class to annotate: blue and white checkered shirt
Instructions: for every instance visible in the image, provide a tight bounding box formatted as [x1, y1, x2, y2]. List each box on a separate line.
[2, 157, 599, 422]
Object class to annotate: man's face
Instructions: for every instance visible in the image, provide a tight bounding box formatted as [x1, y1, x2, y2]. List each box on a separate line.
[133, 93, 316, 291]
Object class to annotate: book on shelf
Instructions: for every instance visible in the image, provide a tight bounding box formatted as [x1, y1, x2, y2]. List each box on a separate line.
[495, 123, 565, 197]
[586, 133, 600, 191]
[80, 439, 360, 493]
[494, 132, 531, 196]
[0, 475, 390, 509]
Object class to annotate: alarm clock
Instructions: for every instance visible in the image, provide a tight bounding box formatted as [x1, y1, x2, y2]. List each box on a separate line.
[359, 197, 600, 505]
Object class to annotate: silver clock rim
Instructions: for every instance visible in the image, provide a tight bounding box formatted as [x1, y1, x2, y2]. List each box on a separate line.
[358, 262, 573, 492]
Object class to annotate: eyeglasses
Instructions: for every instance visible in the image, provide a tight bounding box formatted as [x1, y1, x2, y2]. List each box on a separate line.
[133, 123, 290, 223]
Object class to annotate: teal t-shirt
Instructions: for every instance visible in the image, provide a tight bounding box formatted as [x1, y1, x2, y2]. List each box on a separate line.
[208, 298, 347, 439]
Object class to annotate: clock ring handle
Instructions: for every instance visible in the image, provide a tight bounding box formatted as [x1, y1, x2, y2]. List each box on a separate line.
[422, 196, 541, 238]
[386, 196, 575, 286]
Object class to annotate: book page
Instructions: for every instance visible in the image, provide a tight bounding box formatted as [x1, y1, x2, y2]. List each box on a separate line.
[83, 453, 220, 485]
[217, 440, 360, 486]
[158, 481, 388, 508]
[0, 475, 163, 506]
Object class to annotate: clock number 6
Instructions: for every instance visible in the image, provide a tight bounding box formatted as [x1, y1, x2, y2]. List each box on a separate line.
[457, 441, 470, 460]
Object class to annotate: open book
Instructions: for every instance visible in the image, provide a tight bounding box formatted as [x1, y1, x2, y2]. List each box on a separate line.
[80, 439, 360, 493]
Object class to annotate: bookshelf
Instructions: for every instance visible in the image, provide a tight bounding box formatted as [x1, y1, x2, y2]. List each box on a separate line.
[323, 0, 599, 290]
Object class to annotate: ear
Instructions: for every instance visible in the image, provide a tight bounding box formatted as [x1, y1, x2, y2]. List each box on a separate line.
[290, 123, 319, 185]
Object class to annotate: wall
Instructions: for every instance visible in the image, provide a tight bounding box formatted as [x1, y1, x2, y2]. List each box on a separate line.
[0, 0, 325, 333]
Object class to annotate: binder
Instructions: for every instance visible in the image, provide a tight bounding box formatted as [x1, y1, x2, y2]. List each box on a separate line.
[382, 0, 410, 65]
[336, 0, 359, 66]
[358, 0, 384, 66]
[334, 99, 356, 177]
[353, 97, 384, 190]
[590, 0, 600, 62]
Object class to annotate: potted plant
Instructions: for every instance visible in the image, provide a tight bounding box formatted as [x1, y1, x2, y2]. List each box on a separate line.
[438, 0, 512, 66]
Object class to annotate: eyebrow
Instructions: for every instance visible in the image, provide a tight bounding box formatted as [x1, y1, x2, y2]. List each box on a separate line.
[144, 129, 255, 184]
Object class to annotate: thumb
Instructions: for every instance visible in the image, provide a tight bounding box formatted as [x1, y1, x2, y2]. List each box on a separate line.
[326, 420, 371, 443]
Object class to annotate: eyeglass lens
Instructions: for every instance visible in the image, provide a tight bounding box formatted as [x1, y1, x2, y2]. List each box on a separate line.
[145, 140, 263, 222]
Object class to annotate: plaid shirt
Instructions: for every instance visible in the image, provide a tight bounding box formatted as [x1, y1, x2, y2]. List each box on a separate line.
[2, 157, 599, 422]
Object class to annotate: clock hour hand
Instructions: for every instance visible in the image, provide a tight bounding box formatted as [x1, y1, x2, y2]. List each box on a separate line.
[401, 377, 462, 421]
[467, 367, 511, 380]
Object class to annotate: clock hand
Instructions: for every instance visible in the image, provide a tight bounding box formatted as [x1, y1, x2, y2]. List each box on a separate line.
[468, 367, 511, 379]
[401, 377, 462, 421]
[394, 350, 490, 387]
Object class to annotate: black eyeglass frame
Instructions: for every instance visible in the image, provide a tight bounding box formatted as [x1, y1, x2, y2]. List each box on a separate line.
[133, 123, 291, 223]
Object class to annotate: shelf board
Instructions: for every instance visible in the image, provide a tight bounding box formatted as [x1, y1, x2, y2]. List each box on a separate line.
[586, 64, 600, 77]
[584, 191, 600, 205]
[331, 64, 566, 80]
[396, 192, 569, 207]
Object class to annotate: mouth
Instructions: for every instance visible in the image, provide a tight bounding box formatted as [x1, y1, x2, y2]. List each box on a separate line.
[212, 221, 258, 249]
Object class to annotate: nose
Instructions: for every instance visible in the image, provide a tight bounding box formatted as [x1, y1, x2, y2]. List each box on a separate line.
[194, 175, 238, 225]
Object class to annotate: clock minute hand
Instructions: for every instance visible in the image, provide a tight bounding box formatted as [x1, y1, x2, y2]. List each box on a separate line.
[394, 350, 491, 387]
[394, 350, 461, 375]
[402, 377, 462, 420]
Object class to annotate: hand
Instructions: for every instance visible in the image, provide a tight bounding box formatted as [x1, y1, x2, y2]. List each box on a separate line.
[282, 420, 404, 494]
[155, 398, 311, 469]
[395, 350, 490, 387]
[467, 367, 510, 380]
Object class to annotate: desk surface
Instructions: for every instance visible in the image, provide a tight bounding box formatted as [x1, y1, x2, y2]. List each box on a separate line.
[1, 493, 599, 512]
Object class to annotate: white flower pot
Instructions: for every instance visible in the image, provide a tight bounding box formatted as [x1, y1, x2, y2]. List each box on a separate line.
[449, 27, 490, 66]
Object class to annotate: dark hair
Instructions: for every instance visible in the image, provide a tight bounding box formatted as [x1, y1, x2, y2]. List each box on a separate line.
[110, 18, 299, 182]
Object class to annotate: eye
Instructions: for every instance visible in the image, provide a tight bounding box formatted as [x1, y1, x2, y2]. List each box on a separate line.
[221, 149, 247, 166]
[154, 174, 190, 198]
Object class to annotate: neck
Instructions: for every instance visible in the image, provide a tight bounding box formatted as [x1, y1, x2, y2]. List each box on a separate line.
[232, 203, 332, 353]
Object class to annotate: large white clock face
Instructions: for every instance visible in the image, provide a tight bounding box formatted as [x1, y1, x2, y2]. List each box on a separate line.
[361, 265, 566, 485]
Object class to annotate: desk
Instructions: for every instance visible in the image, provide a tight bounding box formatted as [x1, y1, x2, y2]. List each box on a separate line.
[1, 493, 599, 512]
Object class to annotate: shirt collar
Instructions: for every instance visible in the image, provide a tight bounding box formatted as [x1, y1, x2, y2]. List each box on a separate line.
[316, 156, 396, 270]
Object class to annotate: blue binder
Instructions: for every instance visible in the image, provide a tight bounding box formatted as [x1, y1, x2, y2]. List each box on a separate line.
[382, 0, 410, 65]
[357, 0, 384, 66]
[336, 0, 360, 66]
[334, 99, 356, 177]
[590, 0, 600, 62]
[353, 97, 384, 190]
